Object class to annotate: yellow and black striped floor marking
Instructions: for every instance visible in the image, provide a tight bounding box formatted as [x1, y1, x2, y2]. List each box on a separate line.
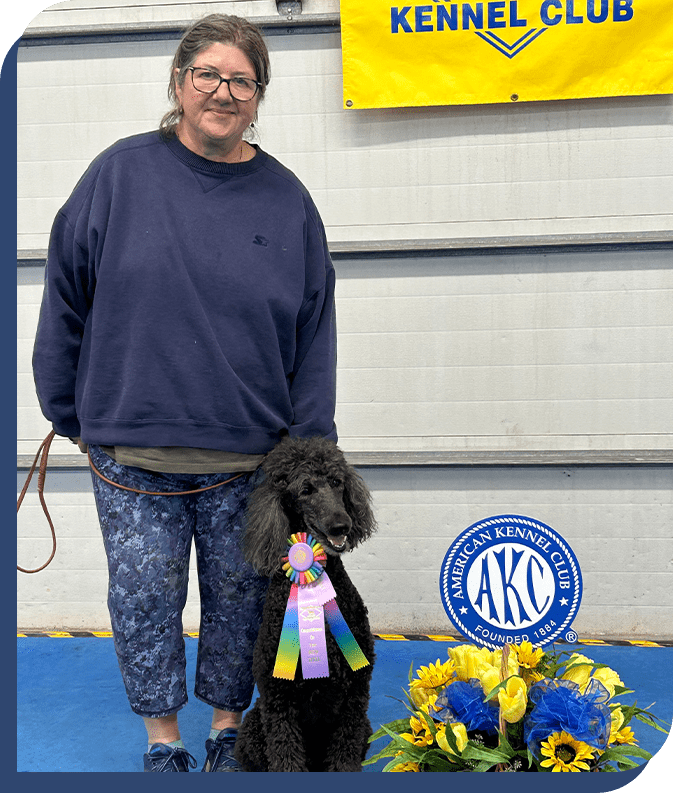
[371, 634, 673, 647]
[16, 631, 673, 647]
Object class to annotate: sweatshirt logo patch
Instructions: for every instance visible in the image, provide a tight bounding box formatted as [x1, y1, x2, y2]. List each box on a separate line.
[253, 235, 269, 247]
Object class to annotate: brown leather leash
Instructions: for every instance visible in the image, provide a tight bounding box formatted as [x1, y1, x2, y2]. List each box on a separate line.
[17, 430, 57, 573]
[17, 430, 244, 573]
[86, 449, 244, 496]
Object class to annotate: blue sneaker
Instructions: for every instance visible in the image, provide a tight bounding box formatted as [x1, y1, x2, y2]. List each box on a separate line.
[143, 743, 197, 772]
[201, 728, 242, 772]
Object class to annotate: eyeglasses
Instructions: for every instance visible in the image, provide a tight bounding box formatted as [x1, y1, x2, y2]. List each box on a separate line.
[187, 67, 261, 101]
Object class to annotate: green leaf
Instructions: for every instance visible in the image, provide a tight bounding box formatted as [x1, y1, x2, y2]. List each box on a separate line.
[367, 733, 430, 767]
[616, 702, 670, 734]
[419, 749, 462, 772]
[617, 761, 637, 772]
[365, 724, 426, 765]
[439, 721, 460, 754]
[381, 759, 402, 772]
[364, 741, 411, 765]
[382, 754, 418, 772]
[600, 763, 619, 772]
[423, 714, 439, 740]
[461, 743, 511, 764]
[369, 718, 414, 742]
[472, 758, 500, 772]
[495, 729, 517, 758]
[600, 744, 653, 763]
[460, 742, 515, 772]
[601, 755, 640, 770]
[634, 711, 671, 733]
[379, 723, 413, 743]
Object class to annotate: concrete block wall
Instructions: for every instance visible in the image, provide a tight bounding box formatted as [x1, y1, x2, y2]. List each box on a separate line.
[18, 463, 673, 639]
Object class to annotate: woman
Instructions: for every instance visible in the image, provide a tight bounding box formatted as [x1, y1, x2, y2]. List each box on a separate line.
[32, 14, 337, 772]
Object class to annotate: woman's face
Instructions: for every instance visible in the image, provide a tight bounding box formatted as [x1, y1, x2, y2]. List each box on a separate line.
[175, 42, 260, 161]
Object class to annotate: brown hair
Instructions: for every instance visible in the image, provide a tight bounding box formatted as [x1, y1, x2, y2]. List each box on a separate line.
[160, 14, 270, 136]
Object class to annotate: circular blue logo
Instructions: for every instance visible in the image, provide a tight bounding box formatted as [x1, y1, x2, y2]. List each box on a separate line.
[439, 515, 582, 649]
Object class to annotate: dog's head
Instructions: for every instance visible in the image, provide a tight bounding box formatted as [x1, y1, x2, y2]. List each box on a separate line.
[244, 436, 376, 576]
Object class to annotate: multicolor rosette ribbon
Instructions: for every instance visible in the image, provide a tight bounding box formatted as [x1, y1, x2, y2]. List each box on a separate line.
[273, 532, 370, 680]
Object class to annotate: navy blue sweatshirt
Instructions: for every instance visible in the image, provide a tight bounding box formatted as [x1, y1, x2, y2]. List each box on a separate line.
[33, 132, 337, 454]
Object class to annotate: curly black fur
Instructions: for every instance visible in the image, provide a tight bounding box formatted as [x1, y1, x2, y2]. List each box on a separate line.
[235, 436, 377, 772]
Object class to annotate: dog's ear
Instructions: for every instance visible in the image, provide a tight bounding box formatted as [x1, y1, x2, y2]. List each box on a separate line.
[342, 466, 376, 548]
[244, 476, 290, 576]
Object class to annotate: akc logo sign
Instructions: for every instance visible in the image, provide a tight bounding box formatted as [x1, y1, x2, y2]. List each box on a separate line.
[439, 515, 582, 649]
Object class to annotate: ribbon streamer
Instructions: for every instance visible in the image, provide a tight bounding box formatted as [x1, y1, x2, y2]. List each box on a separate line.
[273, 583, 300, 680]
[273, 533, 370, 680]
[323, 598, 370, 672]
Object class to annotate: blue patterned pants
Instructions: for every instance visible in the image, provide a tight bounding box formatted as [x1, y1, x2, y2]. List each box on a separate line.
[89, 445, 268, 718]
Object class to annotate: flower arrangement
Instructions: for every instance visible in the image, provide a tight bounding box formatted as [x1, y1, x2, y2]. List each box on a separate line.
[366, 642, 669, 772]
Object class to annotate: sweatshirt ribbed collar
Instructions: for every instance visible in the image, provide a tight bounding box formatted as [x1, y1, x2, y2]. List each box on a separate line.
[162, 133, 267, 176]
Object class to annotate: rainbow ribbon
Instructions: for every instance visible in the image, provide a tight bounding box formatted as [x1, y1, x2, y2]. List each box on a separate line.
[272, 533, 370, 680]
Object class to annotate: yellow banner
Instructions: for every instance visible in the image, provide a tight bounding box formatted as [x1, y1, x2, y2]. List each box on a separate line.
[340, 0, 673, 108]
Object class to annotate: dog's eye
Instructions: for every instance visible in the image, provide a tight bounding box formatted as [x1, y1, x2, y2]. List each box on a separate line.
[300, 483, 315, 496]
[329, 478, 343, 488]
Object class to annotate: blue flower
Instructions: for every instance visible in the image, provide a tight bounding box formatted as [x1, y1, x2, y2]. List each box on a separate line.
[434, 679, 499, 735]
[524, 678, 612, 757]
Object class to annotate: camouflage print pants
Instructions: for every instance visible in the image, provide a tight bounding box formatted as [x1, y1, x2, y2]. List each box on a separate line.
[89, 444, 268, 718]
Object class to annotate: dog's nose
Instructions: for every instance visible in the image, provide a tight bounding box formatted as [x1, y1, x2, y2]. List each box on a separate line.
[328, 521, 350, 538]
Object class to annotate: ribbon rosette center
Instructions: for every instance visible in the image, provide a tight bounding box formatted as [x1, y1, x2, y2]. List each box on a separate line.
[281, 533, 326, 587]
[289, 542, 314, 572]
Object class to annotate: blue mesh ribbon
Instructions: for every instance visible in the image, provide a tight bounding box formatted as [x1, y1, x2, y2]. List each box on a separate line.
[524, 678, 612, 756]
[434, 678, 500, 735]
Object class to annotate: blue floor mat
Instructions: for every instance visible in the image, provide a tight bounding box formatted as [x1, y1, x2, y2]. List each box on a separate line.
[17, 637, 671, 775]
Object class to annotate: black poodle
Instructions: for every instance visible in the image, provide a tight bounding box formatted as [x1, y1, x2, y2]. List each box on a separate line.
[235, 435, 376, 772]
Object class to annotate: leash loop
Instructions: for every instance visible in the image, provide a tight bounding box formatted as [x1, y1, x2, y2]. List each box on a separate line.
[17, 430, 57, 573]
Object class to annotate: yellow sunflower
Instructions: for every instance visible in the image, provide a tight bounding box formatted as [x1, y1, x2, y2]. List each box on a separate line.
[400, 730, 430, 747]
[608, 713, 637, 746]
[411, 658, 456, 689]
[402, 702, 437, 747]
[513, 641, 545, 684]
[614, 726, 637, 745]
[409, 659, 455, 706]
[389, 760, 420, 772]
[514, 640, 544, 667]
[540, 731, 596, 772]
[408, 686, 434, 708]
